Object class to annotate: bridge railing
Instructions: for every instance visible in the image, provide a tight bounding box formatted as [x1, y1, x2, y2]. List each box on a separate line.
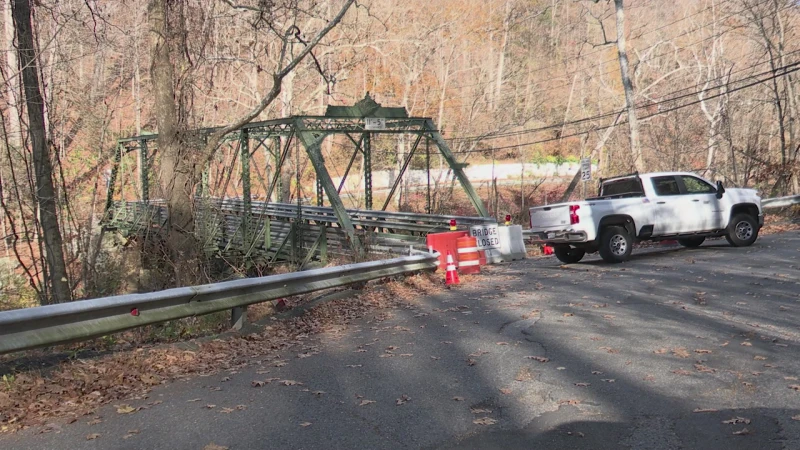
[0, 252, 439, 355]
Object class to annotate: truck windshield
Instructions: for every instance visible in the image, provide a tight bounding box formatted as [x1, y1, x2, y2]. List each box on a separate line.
[600, 178, 644, 197]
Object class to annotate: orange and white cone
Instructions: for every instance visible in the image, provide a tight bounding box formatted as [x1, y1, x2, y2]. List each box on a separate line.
[445, 251, 460, 285]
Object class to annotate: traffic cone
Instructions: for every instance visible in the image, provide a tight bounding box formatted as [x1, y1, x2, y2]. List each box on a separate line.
[445, 251, 460, 286]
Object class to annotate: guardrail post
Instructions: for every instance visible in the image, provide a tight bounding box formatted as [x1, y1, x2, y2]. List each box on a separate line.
[231, 305, 247, 330]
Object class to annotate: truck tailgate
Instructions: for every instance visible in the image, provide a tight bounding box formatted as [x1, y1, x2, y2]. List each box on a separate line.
[529, 204, 572, 228]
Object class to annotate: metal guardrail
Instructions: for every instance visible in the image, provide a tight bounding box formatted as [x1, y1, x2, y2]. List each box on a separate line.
[762, 195, 800, 209]
[0, 252, 438, 355]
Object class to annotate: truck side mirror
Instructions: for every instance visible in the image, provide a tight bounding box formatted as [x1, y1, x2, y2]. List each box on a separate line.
[716, 181, 725, 198]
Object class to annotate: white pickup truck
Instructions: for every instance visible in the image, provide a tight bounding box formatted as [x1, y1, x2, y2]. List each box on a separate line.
[528, 172, 764, 263]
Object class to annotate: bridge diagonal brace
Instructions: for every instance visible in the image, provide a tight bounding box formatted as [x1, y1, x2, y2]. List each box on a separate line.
[381, 133, 424, 211]
[337, 134, 364, 194]
[425, 119, 489, 217]
[295, 118, 365, 260]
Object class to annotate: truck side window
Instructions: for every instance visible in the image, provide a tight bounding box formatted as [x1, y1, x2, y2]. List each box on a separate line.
[680, 176, 715, 194]
[651, 176, 680, 196]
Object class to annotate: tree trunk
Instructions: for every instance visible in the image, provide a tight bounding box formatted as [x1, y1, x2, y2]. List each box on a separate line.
[148, 0, 197, 285]
[613, 0, 643, 172]
[11, 0, 71, 303]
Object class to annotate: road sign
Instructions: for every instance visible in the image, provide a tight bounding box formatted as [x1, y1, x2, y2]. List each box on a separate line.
[469, 223, 500, 250]
[364, 117, 386, 130]
[580, 157, 592, 181]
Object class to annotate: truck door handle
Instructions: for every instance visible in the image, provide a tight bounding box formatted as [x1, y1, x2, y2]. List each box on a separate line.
[656, 201, 666, 204]
[692, 199, 700, 202]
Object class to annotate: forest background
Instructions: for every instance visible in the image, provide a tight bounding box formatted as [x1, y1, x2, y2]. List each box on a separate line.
[1, 0, 798, 308]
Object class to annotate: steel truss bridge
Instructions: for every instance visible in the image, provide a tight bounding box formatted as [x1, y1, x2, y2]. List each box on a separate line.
[103, 94, 493, 266]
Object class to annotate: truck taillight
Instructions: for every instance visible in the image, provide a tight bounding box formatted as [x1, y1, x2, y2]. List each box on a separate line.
[449, 219, 457, 231]
[569, 205, 580, 225]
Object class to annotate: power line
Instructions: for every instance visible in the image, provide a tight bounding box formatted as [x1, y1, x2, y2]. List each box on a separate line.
[447, 61, 800, 155]
[445, 46, 800, 144]
[432, 0, 789, 116]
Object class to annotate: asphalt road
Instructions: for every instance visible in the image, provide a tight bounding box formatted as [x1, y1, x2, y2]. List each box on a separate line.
[3, 231, 800, 450]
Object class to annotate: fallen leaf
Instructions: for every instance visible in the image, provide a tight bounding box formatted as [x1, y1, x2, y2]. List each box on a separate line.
[453, 396, 465, 401]
[741, 342, 752, 347]
[396, 395, 411, 405]
[499, 388, 512, 394]
[299, 422, 312, 427]
[732, 428, 751, 435]
[236, 405, 247, 410]
[754, 356, 767, 361]
[574, 382, 590, 387]
[525, 356, 549, 363]
[672, 369, 692, 376]
[563, 313, 574, 317]
[653, 348, 668, 354]
[466, 359, 477, 366]
[359, 399, 376, 406]
[220, 377, 231, 382]
[116, 405, 137, 415]
[205, 404, 216, 409]
[220, 407, 235, 414]
[87, 418, 103, 426]
[601, 379, 616, 383]
[86, 433, 100, 441]
[345, 364, 363, 368]
[672, 348, 690, 358]
[791, 415, 800, 421]
[694, 349, 712, 354]
[279, 380, 302, 386]
[693, 408, 719, 413]
[591, 371, 604, 375]
[473, 417, 497, 425]
[203, 444, 229, 450]
[187, 398, 202, 402]
[496, 342, 509, 345]
[789, 385, 800, 391]
[558, 399, 581, 405]
[252, 380, 266, 387]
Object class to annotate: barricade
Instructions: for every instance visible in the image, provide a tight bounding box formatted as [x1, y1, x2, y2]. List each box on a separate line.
[456, 236, 481, 274]
[426, 231, 468, 271]
[498, 225, 527, 261]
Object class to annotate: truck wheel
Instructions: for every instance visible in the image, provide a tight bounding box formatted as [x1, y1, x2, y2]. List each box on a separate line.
[553, 245, 586, 264]
[678, 237, 705, 248]
[725, 213, 759, 247]
[598, 226, 632, 263]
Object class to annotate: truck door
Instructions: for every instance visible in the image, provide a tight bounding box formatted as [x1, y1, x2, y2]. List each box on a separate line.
[677, 175, 723, 231]
[650, 175, 684, 235]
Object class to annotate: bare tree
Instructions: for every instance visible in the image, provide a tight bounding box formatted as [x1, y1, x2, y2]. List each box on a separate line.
[11, 0, 71, 303]
[147, 0, 355, 285]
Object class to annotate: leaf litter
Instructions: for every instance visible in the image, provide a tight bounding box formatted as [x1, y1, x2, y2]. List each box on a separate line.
[0, 272, 444, 433]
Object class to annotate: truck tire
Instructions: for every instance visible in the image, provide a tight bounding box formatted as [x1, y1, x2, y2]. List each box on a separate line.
[725, 213, 759, 247]
[598, 226, 633, 263]
[553, 245, 586, 264]
[678, 237, 705, 248]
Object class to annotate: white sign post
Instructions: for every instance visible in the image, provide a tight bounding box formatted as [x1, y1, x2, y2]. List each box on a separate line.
[469, 223, 500, 250]
[580, 157, 592, 182]
[364, 117, 386, 130]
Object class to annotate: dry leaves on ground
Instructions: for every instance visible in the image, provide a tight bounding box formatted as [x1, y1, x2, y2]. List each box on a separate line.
[359, 399, 376, 406]
[722, 417, 751, 425]
[473, 417, 497, 425]
[0, 273, 443, 433]
[672, 348, 691, 358]
[203, 444, 229, 450]
[86, 433, 100, 440]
